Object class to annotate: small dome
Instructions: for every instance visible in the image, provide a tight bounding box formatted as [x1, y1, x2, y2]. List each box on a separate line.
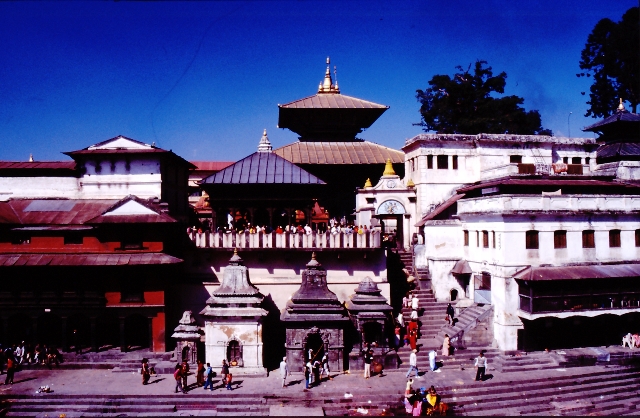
[306, 252, 321, 268]
[355, 276, 380, 294]
[229, 248, 243, 265]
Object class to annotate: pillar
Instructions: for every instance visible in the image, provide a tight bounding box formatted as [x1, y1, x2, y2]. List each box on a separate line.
[61, 316, 68, 352]
[0, 316, 6, 346]
[90, 316, 98, 352]
[31, 317, 38, 345]
[119, 317, 126, 352]
[148, 316, 154, 352]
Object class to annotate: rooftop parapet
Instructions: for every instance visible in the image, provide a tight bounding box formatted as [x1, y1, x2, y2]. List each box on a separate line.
[403, 133, 596, 149]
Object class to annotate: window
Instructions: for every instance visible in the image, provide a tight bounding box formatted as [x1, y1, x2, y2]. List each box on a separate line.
[554, 230, 567, 249]
[476, 231, 480, 247]
[120, 236, 143, 250]
[492, 231, 496, 248]
[510, 155, 522, 164]
[636, 229, 640, 247]
[11, 234, 30, 245]
[572, 157, 582, 164]
[609, 230, 621, 248]
[582, 230, 595, 248]
[64, 233, 83, 245]
[585, 157, 590, 164]
[482, 231, 489, 248]
[227, 340, 243, 366]
[563, 157, 569, 164]
[463, 230, 469, 246]
[525, 230, 539, 249]
[437, 155, 448, 169]
[452, 155, 458, 170]
[427, 155, 433, 169]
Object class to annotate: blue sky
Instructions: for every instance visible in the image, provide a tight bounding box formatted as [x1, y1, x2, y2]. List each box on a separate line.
[0, 1, 635, 162]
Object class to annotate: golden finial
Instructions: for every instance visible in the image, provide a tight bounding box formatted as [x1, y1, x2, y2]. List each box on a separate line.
[382, 158, 396, 176]
[233, 248, 238, 256]
[364, 178, 372, 188]
[617, 98, 625, 112]
[311, 251, 316, 260]
[407, 178, 415, 188]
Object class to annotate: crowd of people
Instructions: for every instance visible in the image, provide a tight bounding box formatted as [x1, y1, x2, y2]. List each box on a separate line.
[404, 383, 449, 416]
[0, 342, 63, 383]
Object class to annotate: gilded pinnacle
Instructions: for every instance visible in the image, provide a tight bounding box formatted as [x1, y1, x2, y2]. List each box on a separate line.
[382, 158, 396, 176]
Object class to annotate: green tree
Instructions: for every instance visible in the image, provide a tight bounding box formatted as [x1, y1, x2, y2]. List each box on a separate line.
[416, 60, 551, 135]
[578, 7, 639, 116]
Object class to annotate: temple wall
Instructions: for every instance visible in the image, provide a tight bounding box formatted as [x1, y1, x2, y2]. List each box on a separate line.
[203, 321, 264, 374]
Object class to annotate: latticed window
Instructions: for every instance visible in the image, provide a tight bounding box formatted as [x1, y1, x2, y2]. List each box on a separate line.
[554, 230, 567, 249]
[609, 230, 621, 248]
[582, 230, 595, 248]
[525, 230, 539, 249]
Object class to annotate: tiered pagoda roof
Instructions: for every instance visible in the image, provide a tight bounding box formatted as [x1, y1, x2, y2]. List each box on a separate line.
[584, 100, 640, 164]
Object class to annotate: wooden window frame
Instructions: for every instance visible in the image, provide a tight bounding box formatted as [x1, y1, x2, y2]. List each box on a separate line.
[427, 155, 433, 169]
[452, 155, 458, 170]
[436, 155, 448, 169]
[525, 230, 539, 249]
[482, 230, 489, 248]
[582, 230, 595, 248]
[463, 230, 469, 246]
[609, 230, 621, 248]
[553, 230, 567, 249]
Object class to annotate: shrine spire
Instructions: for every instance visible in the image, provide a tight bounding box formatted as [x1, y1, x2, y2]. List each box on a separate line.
[318, 57, 340, 94]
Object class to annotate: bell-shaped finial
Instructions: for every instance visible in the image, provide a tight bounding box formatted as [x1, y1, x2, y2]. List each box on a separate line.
[617, 98, 625, 112]
[364, 178, 373, 188]
[257, 129, 273, 152]
[382, 158, 396, 176]
[29, 154, 34, 162]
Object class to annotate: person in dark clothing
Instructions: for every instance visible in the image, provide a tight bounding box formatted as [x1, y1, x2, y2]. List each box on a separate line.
[446, 303, 455, 324]
[221, 360, 229, 389]
[363, 349, 373, 379]
[4, 355, 15, 385]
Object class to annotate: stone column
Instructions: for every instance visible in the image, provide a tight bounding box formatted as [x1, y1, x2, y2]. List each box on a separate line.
[148, 316, 154, 352]
[119, 317, 126, 352]
[90, 317, 98, 352]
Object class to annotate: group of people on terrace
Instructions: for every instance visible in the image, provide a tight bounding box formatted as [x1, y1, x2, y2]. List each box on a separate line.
[188, 218, 376, 237]
[0, 342, 62, 384]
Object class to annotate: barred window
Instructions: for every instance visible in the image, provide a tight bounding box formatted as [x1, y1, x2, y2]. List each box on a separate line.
[554, 230, 567, 249]
[525, 230, 539, 249]
[582, 230, 595, 248]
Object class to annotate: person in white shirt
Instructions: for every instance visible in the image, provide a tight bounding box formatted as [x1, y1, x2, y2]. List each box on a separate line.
[397, 312, 404, 328]
[304, 224, 312, 235]
[474, 351, 488, 381]
[405, 349, 420, 379]
[411, 295, 419, 311]
[429, 349, 440, 372]
[279, 357, 289, 387]
[410, 310, 419, 320]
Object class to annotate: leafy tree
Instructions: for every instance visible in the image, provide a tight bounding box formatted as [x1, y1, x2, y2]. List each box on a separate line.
[416, 60, 551, 135]
[577, 7, 639, 116]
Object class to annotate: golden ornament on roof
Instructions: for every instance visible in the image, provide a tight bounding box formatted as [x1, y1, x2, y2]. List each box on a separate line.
[382, 158, 396, 176]
[364, 178, 372, 188]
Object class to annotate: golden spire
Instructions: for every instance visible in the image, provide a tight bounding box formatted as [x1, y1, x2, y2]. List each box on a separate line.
[407, 178, 415, 188]
[234, 247, 238, 256]
[364, 178, 372, 188]
[311, 251, 316, 260]
[382, 158, 396, 176]
[617, 98, 625, 112]
[257, 129, 272, 152]
[318, 57, 340, 94]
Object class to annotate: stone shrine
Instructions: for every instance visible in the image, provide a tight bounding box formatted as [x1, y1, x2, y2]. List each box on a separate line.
[200, 249, 267, 374]
[345, 276, 396, 369]
[171, 310, 203, 364]
[281, 253, 350, 372]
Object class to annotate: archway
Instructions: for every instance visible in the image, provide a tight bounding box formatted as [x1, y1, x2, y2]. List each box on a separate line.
[37, 313, 62, 347]
[7, 314, 32, 346]
[226, 339, 243, 367]
[96, 314, 119, 350]
[450, 289, 459, 301]
[67, 314, 90, 353]
[124, 314, 149, 350]
[305, 332, 325, 363]
[362, 322, 382, 346]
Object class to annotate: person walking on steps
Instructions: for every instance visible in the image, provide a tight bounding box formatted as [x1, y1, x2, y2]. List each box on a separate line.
[4, 355, 15, 385]
[280, 357, 289, 388]
[446, 303, 455, 324]
[141, 358, 151, 385]
[406, 349, 420, 379]
[429, 349, 440, 372]
[474, 351, 488, 381]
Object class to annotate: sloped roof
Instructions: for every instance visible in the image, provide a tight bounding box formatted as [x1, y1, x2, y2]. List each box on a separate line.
[0, 253, 182, 266]
[190, 161, 235, 171]
[201, 151, 325, 185]
[596, 142, 640, 159]
[415, 194, 464, 226]
[274, 141, 403, 165]
[0, 162, 76, 170]
[583, 110, 640, 132]
[279, 94, 388, 109]
[85, 196, 176, 224]
[514, 263, 640, 281]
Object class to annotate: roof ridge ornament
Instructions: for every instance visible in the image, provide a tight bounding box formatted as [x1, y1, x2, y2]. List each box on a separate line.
[617, 98, 625, 113]
[257, 129, 273, 152]
[382, 158, 396, 176]
[318, 57, 340, 94]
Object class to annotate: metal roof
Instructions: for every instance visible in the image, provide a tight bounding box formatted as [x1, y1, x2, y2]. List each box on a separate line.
[274, 141, 403, 165]
[415, 194, 464, 226]
[279, 94, 388, 109]
[0, 253, 182, 267]
[201, 152, 325, 185]
[597, 143, 640, 159]
[456, 177, 640, 193]
[190, 161, 235, 171]
[583, 110, 640, 132]
[451, 259, 473, 275]
[514, 263, 640, 281]
[0, 161, 76, 170]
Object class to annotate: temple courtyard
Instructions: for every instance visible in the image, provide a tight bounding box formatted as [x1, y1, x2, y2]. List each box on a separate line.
[0, 345, 638, 416]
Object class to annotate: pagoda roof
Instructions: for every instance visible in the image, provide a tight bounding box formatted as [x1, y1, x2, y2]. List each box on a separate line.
[201, 151, 325, 185]
[583, 110, 640, 132]
[274, 141, 403, 165]
[279, 94, 388, 110]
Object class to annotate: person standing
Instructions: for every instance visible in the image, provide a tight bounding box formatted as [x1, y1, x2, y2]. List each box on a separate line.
[221, 360, 229, 389]
[173, 364, 183, 393]
[363, 349, 373, 379]
[304, 361, 312, 390]
[279, 357, 289, 388]
[15, 343, 24, 365]
[397, 312, 405, 328]
[411, 294, 419, 312]
[394, 324, 402, 349]
[442, 334, 451, 357]
[203, 362, 214, 390]
[405, 349, 420, 379]
[320, 354, 331, 381]
[141, 358, 150, 385]
[474, 351, 488, 381]
[196, 360, 205, 387]
[181, 361, 190, 392]
[407, 320, 419, 350]
[429, 349, 440, 372]
[5, 355, 15, 385]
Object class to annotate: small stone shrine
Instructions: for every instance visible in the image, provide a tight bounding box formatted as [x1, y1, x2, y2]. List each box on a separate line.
[200, 249, 267, 374]
[345, 277, 396, 369]
[281, 253, 350, 372]
[171, 310, 203, 364]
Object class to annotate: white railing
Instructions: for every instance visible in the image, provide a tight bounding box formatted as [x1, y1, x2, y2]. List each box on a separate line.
[188, 230, 381, 249]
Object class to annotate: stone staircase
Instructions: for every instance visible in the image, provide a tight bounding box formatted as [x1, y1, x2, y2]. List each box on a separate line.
[444, 366, 640, 416]
[434, 303, 493, 349]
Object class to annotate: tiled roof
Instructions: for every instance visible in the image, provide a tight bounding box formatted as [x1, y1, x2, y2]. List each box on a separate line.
[0, 161, 76, 170]
[596, 142, 640, 159]
[274, 141, 403, 165]
[0, 253, 182, 266]
[456, 177, 640, 193]
[201, 152, 325, 185]
[514, 263, 640, 281]
[279, 94, 388, 109]
[583, 110, 640, 132]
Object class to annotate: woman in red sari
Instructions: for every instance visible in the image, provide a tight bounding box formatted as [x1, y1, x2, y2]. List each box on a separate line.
[407, 319, 419, 350]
